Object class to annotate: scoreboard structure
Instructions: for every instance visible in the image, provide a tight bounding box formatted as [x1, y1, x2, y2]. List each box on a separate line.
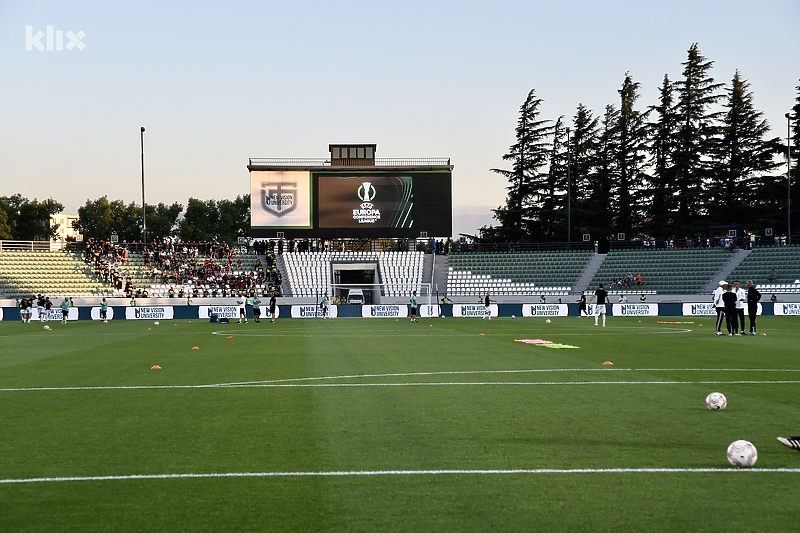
[248, 144, 453, 239]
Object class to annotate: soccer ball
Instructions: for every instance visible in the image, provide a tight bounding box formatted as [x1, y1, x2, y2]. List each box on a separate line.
[153, 321, 160, 326]
[705, 392, 727, 410]
[511, 315, 515, 319]
[546, 319, 552, 324]
[43, 325, 50, 330]
[727, 440, 757, 468]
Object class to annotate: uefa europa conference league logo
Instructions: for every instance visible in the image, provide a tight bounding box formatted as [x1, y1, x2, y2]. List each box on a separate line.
[261, 182, 296, 217]
[354, 181, 380, 224]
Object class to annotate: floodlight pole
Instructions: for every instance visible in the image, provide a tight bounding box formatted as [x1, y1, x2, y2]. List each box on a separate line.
[140, 126, 146, 246]
[566, 127, 571, 249]
[787, 113, 793, 245]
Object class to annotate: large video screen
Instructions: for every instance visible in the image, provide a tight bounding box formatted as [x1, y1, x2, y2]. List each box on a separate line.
[250, 170, 312, 229]
[318, 176, 413, 229]
[249, 169, 452, 238]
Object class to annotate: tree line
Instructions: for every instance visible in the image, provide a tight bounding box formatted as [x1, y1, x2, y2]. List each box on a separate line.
[485, 43, 800, 243]
[0, 194, 250, 244]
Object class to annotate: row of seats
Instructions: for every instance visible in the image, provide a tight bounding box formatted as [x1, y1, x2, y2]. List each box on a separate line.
[729, 247, 800, 289]
[590, 249, 731, 294]
[0, 250, 116, 297]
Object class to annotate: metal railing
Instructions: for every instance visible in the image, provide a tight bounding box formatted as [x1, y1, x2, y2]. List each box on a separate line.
[0, 240, 57, 252]
[248, 157, 451, 167]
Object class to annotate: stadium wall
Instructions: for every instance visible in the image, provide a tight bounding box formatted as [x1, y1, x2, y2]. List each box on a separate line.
[2, 302, 799, 321]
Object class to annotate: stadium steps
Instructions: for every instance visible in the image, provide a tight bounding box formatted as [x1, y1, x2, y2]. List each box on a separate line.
[276, 254, 292, 296]
[433, 255, 450, 297]
[703, 249, 750, 292]
[573, 252, 607, 293]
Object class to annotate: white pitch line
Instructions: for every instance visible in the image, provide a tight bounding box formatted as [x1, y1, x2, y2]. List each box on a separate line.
[221, 368, 800, 387]
[3, 379, 800, 392]
[2, 468, 800, 484]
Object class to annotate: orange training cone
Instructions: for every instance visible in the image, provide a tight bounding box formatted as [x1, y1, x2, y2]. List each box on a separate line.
[602, 361, 613, 366]
[151, 365, 161, 370]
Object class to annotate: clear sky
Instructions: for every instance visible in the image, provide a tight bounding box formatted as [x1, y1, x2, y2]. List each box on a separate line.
[1, 0, 798, 237]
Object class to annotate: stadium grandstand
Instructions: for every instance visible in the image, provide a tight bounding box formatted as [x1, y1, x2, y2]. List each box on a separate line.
[587, 248, 735, 295]
[0, 246, 116, 299]
[728, 245, 800, 294]
[445, 250, 594, 297]
[3, 240, 800, 307]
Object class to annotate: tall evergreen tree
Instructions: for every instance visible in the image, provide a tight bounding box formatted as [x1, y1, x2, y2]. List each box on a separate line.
[542, 116, 568, 239]
[489, 89, 554, 241]
[584, 104, 619, 240]
[672, 43, 725, 234]
[569, 104, 600, 241]
[708, 70, 782, 225]
[615, 73, 650, 236]
[647, 74, 680, 234]
[789, 80, 800, 240]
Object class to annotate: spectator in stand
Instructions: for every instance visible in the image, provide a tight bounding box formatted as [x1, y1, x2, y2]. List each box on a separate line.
[768, 269, 777, 282]
[636, 273, 642, 287]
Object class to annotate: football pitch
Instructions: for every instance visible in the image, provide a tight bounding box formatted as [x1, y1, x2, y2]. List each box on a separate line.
[1, 315, 799, 531]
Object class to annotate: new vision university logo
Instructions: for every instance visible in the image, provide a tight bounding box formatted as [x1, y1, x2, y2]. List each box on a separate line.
[261, 182, 296, 217]
[26, 26, 85, 51]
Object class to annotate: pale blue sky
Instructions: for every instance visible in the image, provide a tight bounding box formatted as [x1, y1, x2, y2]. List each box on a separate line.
[1, 0, 798, 236]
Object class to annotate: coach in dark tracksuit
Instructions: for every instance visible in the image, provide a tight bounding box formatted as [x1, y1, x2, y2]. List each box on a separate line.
[722, 285, 739, 335]
[746, 280, 761, 335]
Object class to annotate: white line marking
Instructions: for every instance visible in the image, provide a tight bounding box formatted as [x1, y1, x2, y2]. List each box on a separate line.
[3, 468, 800, 484]
[3, 380, 800, 392]
[223, 368, 800, 387]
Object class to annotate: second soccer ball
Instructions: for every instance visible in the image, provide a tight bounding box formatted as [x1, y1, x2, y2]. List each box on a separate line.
[705, 392, 727, 410]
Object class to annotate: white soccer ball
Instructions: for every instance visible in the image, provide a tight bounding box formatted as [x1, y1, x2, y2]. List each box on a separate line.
[511, 315, 515, 319]
[727, 440, 757, 468]
[43, 325, 50, 330]
[706, 392, 727, 410]
[546, 319, 551, 324]
[153, 321, 160, 326]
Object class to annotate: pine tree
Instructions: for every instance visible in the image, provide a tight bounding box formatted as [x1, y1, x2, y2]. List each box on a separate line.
[708, 70, 782, 225]
[615, 73, 650, 236]
[672, 43, 725, 235]
[569, 104, 600, 242]
[584, 104, 619, 241]
[489, 89, 555, 241]
[647, 74, 680, 234]
[789, 80, 800, 241]
[542, 116, 568, 239]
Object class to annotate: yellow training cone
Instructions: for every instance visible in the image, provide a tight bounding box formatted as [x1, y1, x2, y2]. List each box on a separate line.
[192, 346, 200, 350]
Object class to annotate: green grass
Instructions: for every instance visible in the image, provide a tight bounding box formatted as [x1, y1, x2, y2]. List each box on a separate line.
[1, 315, 799, 531]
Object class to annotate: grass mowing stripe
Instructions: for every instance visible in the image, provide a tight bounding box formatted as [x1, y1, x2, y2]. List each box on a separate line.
[4, 468, 800, 484]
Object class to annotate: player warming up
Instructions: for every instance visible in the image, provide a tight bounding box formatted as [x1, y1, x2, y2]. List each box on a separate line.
[409, 291, 418, 323]
[587, 283, 611, 327]
[482, 292, 494, 320]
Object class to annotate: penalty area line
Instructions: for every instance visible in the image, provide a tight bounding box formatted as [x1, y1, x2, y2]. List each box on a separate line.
[3, 468, 800, 484]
